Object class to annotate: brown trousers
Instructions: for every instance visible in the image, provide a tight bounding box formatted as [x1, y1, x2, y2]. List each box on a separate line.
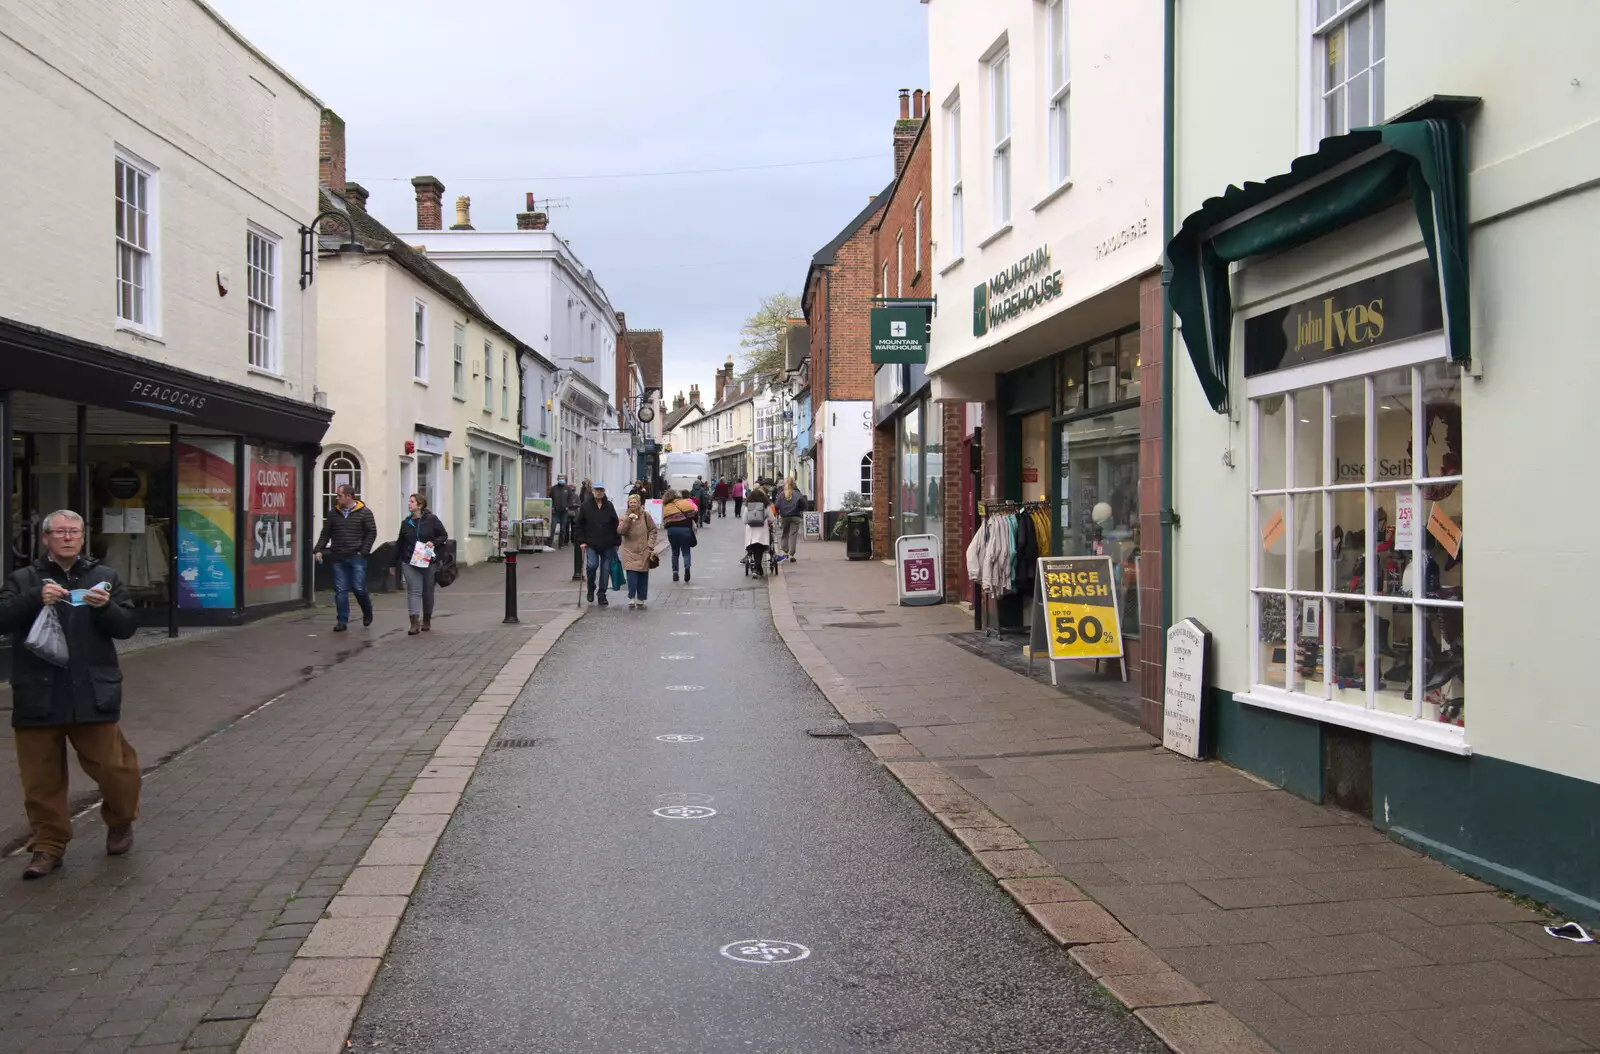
[14, 723, 141, 856]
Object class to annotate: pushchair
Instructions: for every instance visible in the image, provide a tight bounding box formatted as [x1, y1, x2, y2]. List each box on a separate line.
[742, 518, 781, 578]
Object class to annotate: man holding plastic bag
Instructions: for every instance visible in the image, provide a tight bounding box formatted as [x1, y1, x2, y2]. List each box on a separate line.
[0, 510, 139, 879]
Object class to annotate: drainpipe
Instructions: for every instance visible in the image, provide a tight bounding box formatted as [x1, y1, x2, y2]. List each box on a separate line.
[1160, 0, 1177, 639]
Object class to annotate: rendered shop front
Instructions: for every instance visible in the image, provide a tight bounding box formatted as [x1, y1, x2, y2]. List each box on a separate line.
[0, 321, 330, 628]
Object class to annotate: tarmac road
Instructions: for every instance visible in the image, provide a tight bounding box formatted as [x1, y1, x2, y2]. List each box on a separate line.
[350, 524, 1164, 1054]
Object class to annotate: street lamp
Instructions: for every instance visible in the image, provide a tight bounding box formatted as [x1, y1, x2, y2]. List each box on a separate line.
[297, 210, 366, 290]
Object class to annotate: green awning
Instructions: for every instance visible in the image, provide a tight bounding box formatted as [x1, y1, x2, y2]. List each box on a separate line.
[1168, 115, 1469, 413]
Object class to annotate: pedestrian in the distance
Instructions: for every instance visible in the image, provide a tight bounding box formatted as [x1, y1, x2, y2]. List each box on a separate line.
[774, 476, 808, 563]
[394, 493, 448, 635]
[549, 476, 571, 548]
[618, 493, 660, 610]
[661, 489, 698, 582]
[313, 484, 376, 632]
[575, 481, 620, 607]
[743, 482, 772, 578]
[713, 477, 730, 518]
[691, 477, 711, 527]
[0, 510, 140, 879]
[732, 477, 746, 519]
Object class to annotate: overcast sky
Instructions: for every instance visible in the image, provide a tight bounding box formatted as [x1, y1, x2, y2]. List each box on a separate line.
[208, 0, 930, 402]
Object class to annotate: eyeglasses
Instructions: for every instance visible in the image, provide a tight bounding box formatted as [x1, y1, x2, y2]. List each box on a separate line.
[49, 529, 83, 538]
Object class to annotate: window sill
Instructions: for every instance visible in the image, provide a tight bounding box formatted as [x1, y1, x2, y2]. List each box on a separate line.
[976, 225, 1013, 250]
[1235, 687, 1471, 756]
[938, 255, 966, 277]
[115, 322, 164, 344]
[1033, 180, 1074, 212]
[453, 394, 467, 403]
[247, 367, 286, 383]
[413, 378, 429, 387]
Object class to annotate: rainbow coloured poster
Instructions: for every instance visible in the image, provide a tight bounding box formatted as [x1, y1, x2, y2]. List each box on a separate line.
[176, 439, 236, 610]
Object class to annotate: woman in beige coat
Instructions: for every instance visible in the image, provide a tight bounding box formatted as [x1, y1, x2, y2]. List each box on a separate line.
[618, 493, 661, 609]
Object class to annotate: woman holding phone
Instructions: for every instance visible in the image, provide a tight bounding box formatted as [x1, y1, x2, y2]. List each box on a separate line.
[394, 494, 449, 635]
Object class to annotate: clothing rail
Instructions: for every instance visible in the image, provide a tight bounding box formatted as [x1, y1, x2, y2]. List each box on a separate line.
[973, 500, 1050, 636]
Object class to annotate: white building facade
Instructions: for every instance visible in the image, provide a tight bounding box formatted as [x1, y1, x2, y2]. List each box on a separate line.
[0, 0, 331, 625]
[1168, 0, 1600, 919]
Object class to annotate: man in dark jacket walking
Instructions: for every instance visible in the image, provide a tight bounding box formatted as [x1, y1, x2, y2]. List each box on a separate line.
[573, 482, 620, 607]
[549, 476, 572, 548]
[0, 510, 140, 879]
[313, 484, 377, 632]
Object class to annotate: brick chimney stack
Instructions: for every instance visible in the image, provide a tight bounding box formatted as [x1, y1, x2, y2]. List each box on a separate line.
[412, 176, 445, 230]
[913, 89, 925, 119]
[516, 192, 551, 231]
[318, 110, 346, 193]
[343, 181, 370, 211]
[688, 384, 700, 407]
[450, 195, 474, 230]
[894, 89, 920, 175]
[673, 391, 686, 411]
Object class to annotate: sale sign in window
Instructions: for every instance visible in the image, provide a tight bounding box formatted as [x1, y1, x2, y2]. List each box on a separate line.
[246, 445, 300, 605]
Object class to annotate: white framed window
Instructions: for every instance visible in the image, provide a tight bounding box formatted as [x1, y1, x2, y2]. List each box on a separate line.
[1315, 0, 1385, 138]
[453, 323, 466, 398]
[246, 227, 280, 372]
[989, 49, 1012, 227]
[896, 231, 905, 296]
[1046, 0, 1071, 187]
[501, 350, 510, 418]
[1246, 337, 1465, 750]
[860, 453, 873, 501]
[469, 450, 484, 531]
[946, 99, 964, 258]
[913, 197, 924, 276]
[412, 301, 428, 381]
[483, 340, 494, 409]
[114, 149, 157, 331]
[882, 261, 890, 298]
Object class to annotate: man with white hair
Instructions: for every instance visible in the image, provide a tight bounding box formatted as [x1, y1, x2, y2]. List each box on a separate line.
[0, 510, 140, 879]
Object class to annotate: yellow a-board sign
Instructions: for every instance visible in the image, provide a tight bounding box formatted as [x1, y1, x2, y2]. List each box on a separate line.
[1036, 556, 1123, 661]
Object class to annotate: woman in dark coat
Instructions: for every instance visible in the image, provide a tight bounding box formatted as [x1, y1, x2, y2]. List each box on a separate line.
[394, 493, 449, 635]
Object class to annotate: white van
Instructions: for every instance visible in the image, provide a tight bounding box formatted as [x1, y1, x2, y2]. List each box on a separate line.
[662, 451, 711, 496]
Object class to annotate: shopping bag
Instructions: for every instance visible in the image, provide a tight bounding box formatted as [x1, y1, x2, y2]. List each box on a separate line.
[609, 554, 625, 591]
[409, 542, 435, 568]
[25, 604, 69, 667]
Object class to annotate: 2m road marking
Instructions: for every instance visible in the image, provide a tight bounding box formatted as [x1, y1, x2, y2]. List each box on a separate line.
[669, 631, 700, 637]
[653, 805, 717, 820]
[660, 654, 695, 660]
[719, 940, 811, 964]
[655, 734, 704, 743]
[665, 685, 705, 692]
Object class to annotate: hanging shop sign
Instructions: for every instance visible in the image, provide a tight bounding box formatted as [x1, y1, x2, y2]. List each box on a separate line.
[870, 305, 929, 364]
[1243, 259, 1443, 377]
[1162, 618, 1210, 760]
[1029, 556, 1125, 678]
[895, 533, 942, 606]
[973, 244, 1064, 337]
[521, 434, 553, 454]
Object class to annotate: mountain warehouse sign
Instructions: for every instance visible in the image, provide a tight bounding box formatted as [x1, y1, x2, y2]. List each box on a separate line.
[973, 245, 1063, 337]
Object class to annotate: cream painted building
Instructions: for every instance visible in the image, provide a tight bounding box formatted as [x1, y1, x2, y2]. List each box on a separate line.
[925, 0, 1167, 711]
[314, 128, 526, 569]
[0, 0, 331, 625]
[1167, 0, 1600, 918]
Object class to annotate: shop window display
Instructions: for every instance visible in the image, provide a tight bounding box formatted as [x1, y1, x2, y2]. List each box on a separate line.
[1252, 358, 1464, 729]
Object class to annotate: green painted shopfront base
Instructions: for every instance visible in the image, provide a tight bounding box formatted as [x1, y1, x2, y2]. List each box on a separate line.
[1206, 687, 1600, 923]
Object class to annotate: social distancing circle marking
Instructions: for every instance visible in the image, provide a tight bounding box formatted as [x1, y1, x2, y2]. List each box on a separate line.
[656, 734, 704, 743]
[661, 654, 695, 660]
[655, 792, 713, 805]
[670, 631, 700, 637]
[665, 685, 704, 692]
[719, 940, 811, 964]
[653, 805, 716, 820]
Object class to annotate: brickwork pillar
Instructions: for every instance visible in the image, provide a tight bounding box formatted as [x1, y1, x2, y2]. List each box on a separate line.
[939, 400, 965, 601]
[871, 424, 894, 558]
[1136, 271, 1167, 736]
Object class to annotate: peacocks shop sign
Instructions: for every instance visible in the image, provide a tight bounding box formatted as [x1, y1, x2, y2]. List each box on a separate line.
[973, 244, 1064, 337]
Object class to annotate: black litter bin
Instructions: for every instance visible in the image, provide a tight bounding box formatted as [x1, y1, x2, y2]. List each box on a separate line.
[844, 511, 873, 561]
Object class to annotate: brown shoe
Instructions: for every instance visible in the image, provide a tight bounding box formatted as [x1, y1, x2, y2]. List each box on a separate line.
[421, 616, 431, 632]
[408, 616, 421, 636]
[22, 852, 61, 880]
[106, 825, 133, 856]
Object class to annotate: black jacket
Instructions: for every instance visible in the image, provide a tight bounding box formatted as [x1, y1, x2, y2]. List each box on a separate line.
[0, 557, 137, 728]
[549, 483, 571, 512]
[573, 497, 620, 549]
[393, 512, 449, 568]
[315, 501, 377, 558]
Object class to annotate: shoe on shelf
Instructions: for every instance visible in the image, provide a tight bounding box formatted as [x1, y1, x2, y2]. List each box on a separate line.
[106, 825, 133, 856]
[22, 852, 60, 880]
[333, 623, 349, 633]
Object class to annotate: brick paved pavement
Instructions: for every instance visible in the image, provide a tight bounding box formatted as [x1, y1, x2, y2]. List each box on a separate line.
[774, 542, 1600, 1054]
[0, 556, 577, 1052]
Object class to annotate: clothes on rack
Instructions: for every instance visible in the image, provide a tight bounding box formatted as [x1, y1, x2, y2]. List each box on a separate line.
[966, 503, 1051, 598]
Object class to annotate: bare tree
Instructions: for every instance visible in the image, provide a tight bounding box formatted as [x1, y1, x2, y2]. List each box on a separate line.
[739, 292, 801, 378]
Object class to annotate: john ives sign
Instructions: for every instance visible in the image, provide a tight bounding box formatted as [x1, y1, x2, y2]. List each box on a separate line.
[973, 245, 1063, 337]
[1244, 259, 1443, 377]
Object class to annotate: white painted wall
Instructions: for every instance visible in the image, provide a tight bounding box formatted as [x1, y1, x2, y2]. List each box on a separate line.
[819, 400, 874, 511]
[0, 0, 321, 401]
[1171, 0, 1600, 781]
[927, 0, 1164, 385]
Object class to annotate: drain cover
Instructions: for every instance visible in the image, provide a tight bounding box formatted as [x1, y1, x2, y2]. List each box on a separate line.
[847, 721, 901, 736]
[805, 726, 852, 738]
[821, 622, 901, 630]
[494, 737, 538, 748]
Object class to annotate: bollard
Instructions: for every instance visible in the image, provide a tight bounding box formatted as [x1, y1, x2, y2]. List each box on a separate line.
[571, 537, 583, 581]
[503, 551, 519, 624]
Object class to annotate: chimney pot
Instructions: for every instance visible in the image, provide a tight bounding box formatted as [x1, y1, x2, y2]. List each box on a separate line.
[318, 109, 346, 193]
[526, 192, 536, 211]
[913, 89, 925, 120]
[898, 89, 911, 119]
[342, 181, 369, 211]
[411, 176, 445, 230]
[450, 195, 474, 230]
